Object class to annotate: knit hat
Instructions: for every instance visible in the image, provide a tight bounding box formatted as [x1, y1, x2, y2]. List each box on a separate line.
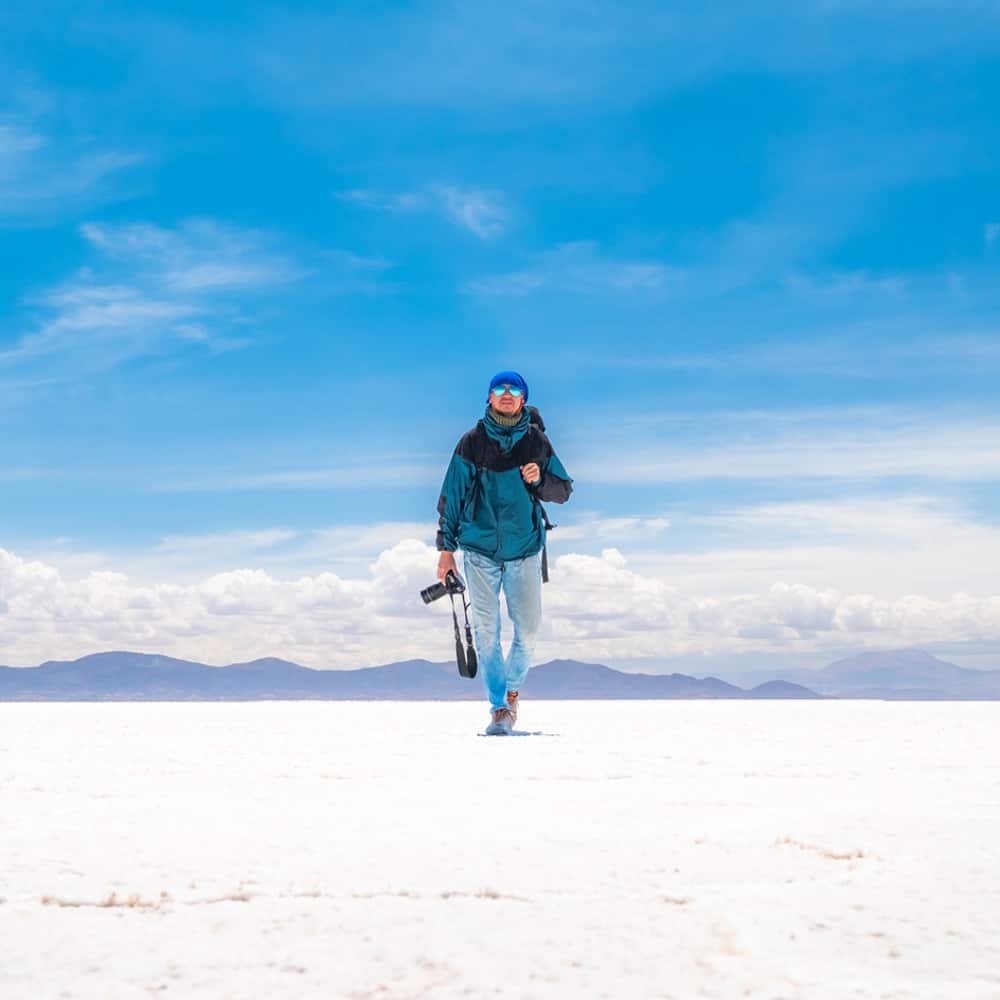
[487, 370, 529, 404]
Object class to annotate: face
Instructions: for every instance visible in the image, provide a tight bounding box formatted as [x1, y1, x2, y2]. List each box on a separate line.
[489, 384, 525, 417]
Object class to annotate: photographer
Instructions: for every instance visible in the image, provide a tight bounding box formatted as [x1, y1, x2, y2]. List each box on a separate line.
[435, 371, 573, 735]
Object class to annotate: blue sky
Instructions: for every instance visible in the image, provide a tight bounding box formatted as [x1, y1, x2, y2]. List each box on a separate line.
[1, 2, 999, 671]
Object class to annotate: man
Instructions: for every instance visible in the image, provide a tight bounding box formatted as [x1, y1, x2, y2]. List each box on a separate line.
[436, 371, 573, 735]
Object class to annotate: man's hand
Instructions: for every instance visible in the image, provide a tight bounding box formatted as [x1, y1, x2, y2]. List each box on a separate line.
[437, 550, 457, 584]
[520, 462, 541, 486]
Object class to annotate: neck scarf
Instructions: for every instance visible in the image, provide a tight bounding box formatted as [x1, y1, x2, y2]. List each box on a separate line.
[485, 404, 524, 427]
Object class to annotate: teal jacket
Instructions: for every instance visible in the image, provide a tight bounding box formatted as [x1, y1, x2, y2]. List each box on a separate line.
[436, 405, 573, 562]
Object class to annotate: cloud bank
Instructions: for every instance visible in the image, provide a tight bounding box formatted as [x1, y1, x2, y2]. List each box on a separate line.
[3, 528, 998, 670]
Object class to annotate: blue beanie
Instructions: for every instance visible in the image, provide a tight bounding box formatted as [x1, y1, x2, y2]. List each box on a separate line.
[487, 370, 529, 403]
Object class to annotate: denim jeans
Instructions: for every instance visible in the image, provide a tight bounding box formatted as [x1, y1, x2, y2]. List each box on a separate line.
[462, 548, 543, 711]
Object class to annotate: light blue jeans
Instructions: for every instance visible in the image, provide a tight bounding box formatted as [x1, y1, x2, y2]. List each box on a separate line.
[462, 548, 543, 711]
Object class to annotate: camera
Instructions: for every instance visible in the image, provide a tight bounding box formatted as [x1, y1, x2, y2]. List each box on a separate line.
[420, 569, 465, 605]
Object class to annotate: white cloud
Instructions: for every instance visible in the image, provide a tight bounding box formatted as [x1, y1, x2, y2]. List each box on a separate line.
[689, 496, 973, 544]
[554, 515, 671, 543]
[0, 281, 245, 376]
[4, 494, 1000, 667]
[0, 465, 66, 482]
[27, 522, 441, 586]
[154, 528, 299, 557]
[541, 547, 1000, 663]
[314, 521, 437, 553]
[782, 270, 908, 299]
[0, 283, 204, 371]
[1, 219, 310, 381]
[0, 118, 143, 219]
[149, 462, 441, 493]
[574, 329, 1000, 379]
[79, 220, 306, 292]
[241, 4, 1000, 117]
[339, 183, 507, 239]
[621, 496, 1000, 603]
[2, 217, 395, 388]
[147, 522, 437, 578]
[572, 409, 1000, 484]
[0, 121, 44, 160]
[0, 541, 430, 668]
[466, 241, 680, 298]
[337, 189, 426, 212]
[434, 185, 506, 238]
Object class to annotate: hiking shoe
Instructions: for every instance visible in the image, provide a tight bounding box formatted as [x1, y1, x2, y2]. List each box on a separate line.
[485, 707, 514, 735]
[506, 690, 519, 725]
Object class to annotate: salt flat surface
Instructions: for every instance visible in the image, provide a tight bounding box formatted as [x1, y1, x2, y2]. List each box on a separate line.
[2, 700, 999, 999]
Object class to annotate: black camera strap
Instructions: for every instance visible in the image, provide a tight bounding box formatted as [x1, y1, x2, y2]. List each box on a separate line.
[448, 583, 478, 679]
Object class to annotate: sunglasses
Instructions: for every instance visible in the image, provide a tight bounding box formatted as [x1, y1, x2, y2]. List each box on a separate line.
[490, 385, 524, 398]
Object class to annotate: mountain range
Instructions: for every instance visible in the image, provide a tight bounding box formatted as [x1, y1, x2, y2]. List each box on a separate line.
[0, 651, 816, 701]
[720, 648, 1000, 700]
[1, 647, 997, 701]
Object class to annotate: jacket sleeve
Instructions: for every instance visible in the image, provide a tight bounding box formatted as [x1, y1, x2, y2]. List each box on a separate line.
[436, 449, 477, 551]
[529, 449, 573, 504]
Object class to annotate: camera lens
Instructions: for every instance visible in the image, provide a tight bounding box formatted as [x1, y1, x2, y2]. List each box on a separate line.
[420, 582, 447, 604]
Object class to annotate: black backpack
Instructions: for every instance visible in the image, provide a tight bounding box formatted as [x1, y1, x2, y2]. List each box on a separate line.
[470, 405, 557, 583]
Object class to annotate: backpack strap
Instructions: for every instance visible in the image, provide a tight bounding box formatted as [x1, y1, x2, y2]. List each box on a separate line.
[533, 494, 553, 584]
[526, 425, 555, 583]
[470, 422, 488, 518]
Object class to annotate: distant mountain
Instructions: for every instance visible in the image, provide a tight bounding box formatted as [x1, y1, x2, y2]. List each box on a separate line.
[0, 652, 458, 701]
[0, 650, 823, 701]
[522, 660, 751, 699]
[745, 680, 821, 700]
[727, 648, 1000, 700]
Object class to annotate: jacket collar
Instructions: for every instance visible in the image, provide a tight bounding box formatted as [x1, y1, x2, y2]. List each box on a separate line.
[482, 405, 531, 453]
